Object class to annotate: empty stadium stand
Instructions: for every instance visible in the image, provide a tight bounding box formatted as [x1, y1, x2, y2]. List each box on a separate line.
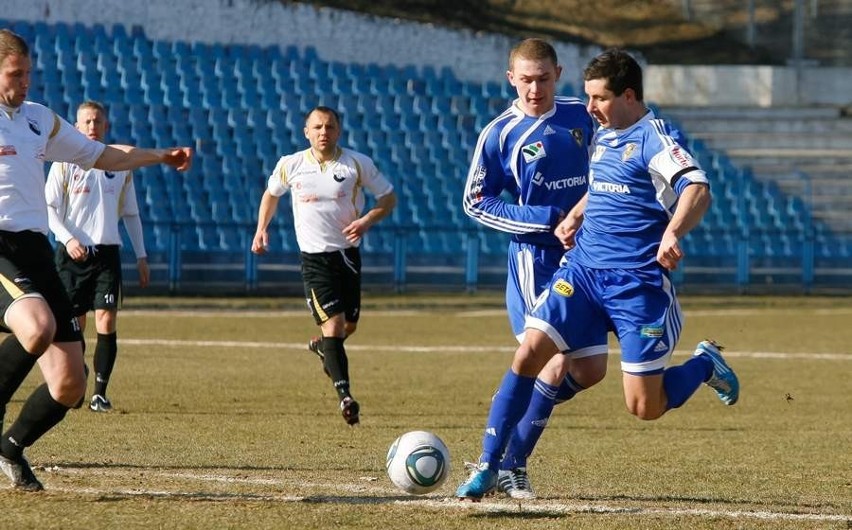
[6, 18, 849, 291]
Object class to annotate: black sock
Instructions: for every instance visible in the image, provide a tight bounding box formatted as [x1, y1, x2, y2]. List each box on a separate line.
[0, 336, 39, 429]
[1, 383, 69, 460]
[321, 337, 351, 400]
[93, 332, 117, 397]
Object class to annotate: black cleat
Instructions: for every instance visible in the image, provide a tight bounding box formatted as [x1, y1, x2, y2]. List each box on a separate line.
[340, 397, 360, 426]
[0, 454, 44, 491]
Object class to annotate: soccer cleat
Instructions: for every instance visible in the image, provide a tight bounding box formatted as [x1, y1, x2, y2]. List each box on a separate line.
[308, 337, 331, 377]
[0, 454, 44, 491]
[456, 462, 497, 501]
[497, 467, 536, 499]
[694, 340, 739, 406]
[340, 396, 360, 426]
[89, 394, 113, 412]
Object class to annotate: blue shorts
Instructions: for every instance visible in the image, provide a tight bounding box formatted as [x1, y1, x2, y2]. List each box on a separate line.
[525, 261, 683, 373]
[505, 241, 565, 341]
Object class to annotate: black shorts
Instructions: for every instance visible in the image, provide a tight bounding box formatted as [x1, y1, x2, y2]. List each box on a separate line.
[300, 247, 361, 325]
[55, 244, 123, 316]
[0, 230, 82, 342]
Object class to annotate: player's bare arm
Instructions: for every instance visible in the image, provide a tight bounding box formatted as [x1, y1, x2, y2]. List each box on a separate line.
[556, 192, 588, 248]
[342, 191, 397, 244]
[95, 145, 193, 172]
[657, 183, 711, 270]
[251, 191, 280, 254]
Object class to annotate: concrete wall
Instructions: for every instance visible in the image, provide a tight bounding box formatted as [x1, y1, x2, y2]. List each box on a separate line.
[645, 65, 852, 107]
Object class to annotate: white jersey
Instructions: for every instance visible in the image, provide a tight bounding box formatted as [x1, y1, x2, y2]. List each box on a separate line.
[266, 147, 394, 253]
[45, 163, 146, 257]
[0, 101, 105, 234]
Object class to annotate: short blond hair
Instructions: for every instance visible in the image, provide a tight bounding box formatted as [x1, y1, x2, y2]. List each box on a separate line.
[0, 29, 29, 66]
[509, 38, 558, 71]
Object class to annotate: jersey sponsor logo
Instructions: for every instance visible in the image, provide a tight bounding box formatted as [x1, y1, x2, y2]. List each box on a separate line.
[0, 145, 16, 156]
[669, 146, 692, 168]
[522, 141, 546, 163]
[640, 325, 664, 338]
[592, 145, 606, 161]
[571, 128, 585, 147]
[104, 171, 116, 180]
[333, 173, 346, 182]
[27, 118, 42, 136]
[622, 143, 638, 161]
[531, 172, 544, 186]
[591, 181, 631, 194]
[543, 125, 556, 135]
[544, 175, 587, 190]
[552, 278, 574, 297]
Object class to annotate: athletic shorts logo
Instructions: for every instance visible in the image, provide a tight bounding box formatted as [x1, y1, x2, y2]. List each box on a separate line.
[640, 326, 664, 338]
[522, 141, 546, 163]
[552, 279, 574, 297]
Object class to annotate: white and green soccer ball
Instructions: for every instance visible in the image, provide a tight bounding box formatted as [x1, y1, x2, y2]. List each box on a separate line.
[385, 430, 450, 495]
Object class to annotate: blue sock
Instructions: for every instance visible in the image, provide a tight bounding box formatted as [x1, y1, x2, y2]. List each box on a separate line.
[480, 370, 535, 468]
[663, 355, 713, 410]
[501, 379, 558, 469]
[554, 373, 585, 404]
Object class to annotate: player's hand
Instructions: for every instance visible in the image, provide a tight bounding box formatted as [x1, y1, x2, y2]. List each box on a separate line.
[342, 219, 367, 245]
[66, 238, 88, 262]
[657, 231, 684, 270]
[556, 214, 582, 249]
[163, 147, 193, 172]
[251, 232, 269, 255]
[137, 258, 150, 288]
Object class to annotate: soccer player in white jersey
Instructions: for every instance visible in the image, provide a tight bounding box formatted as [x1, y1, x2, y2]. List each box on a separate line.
[46, 100, 150, 413]
[457, 49, 739, 501]
[251, 106, 396, 426]
[0, 29, 192, 491]
[461, 38, 600, 499]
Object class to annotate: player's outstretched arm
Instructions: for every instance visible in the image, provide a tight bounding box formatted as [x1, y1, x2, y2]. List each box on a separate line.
[94, 145, 193, 172]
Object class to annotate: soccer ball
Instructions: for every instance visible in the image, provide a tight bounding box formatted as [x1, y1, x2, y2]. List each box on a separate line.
[385, 430, 451, 495]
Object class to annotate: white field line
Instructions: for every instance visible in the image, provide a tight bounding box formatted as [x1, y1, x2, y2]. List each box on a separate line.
[117, 338, 852, 360]
[39, 468, 849, 523]
[122, 307, 852, 319]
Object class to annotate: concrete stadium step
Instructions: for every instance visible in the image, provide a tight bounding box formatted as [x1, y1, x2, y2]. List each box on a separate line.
[692, 132, 852, 150]
[663, 106, 843, 121]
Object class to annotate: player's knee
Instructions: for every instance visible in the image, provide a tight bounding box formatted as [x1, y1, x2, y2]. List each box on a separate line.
[344, 322, 357, 337]
[17, 324, 56, 355]
[626, 399, 666, 420]
[50, 375, 87, 408]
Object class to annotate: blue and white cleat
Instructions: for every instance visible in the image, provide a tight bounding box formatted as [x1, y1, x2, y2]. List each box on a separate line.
[694, 340, 739, 406]
[456, 462, 497, 501]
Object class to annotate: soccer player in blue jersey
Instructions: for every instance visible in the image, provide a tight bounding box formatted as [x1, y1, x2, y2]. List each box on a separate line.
[457, 48, 739, 501]
[462, 38, 602, 499]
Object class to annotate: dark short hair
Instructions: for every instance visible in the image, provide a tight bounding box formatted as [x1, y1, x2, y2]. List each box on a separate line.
[305, 106, 341, 127]
[583, 48, 643, 101]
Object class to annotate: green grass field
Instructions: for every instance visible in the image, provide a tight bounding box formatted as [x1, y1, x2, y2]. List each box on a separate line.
[2, 294, 850, 529]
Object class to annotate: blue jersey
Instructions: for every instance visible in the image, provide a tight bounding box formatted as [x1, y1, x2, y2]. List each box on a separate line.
[573, 111, 709, 268]
[463, 97, 594, 247]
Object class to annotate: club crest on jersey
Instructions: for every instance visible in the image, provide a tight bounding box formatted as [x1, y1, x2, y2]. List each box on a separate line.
[27, 118, 41, 136]
[104, 171, 116, 179]
[522, 141, 546, 163]
[622, 143, 638, 161]
[571, 128, 584, 147]
[552, 279, 574, 297]
[333, 173, 346, 182]
[591, 145, 606, 162]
